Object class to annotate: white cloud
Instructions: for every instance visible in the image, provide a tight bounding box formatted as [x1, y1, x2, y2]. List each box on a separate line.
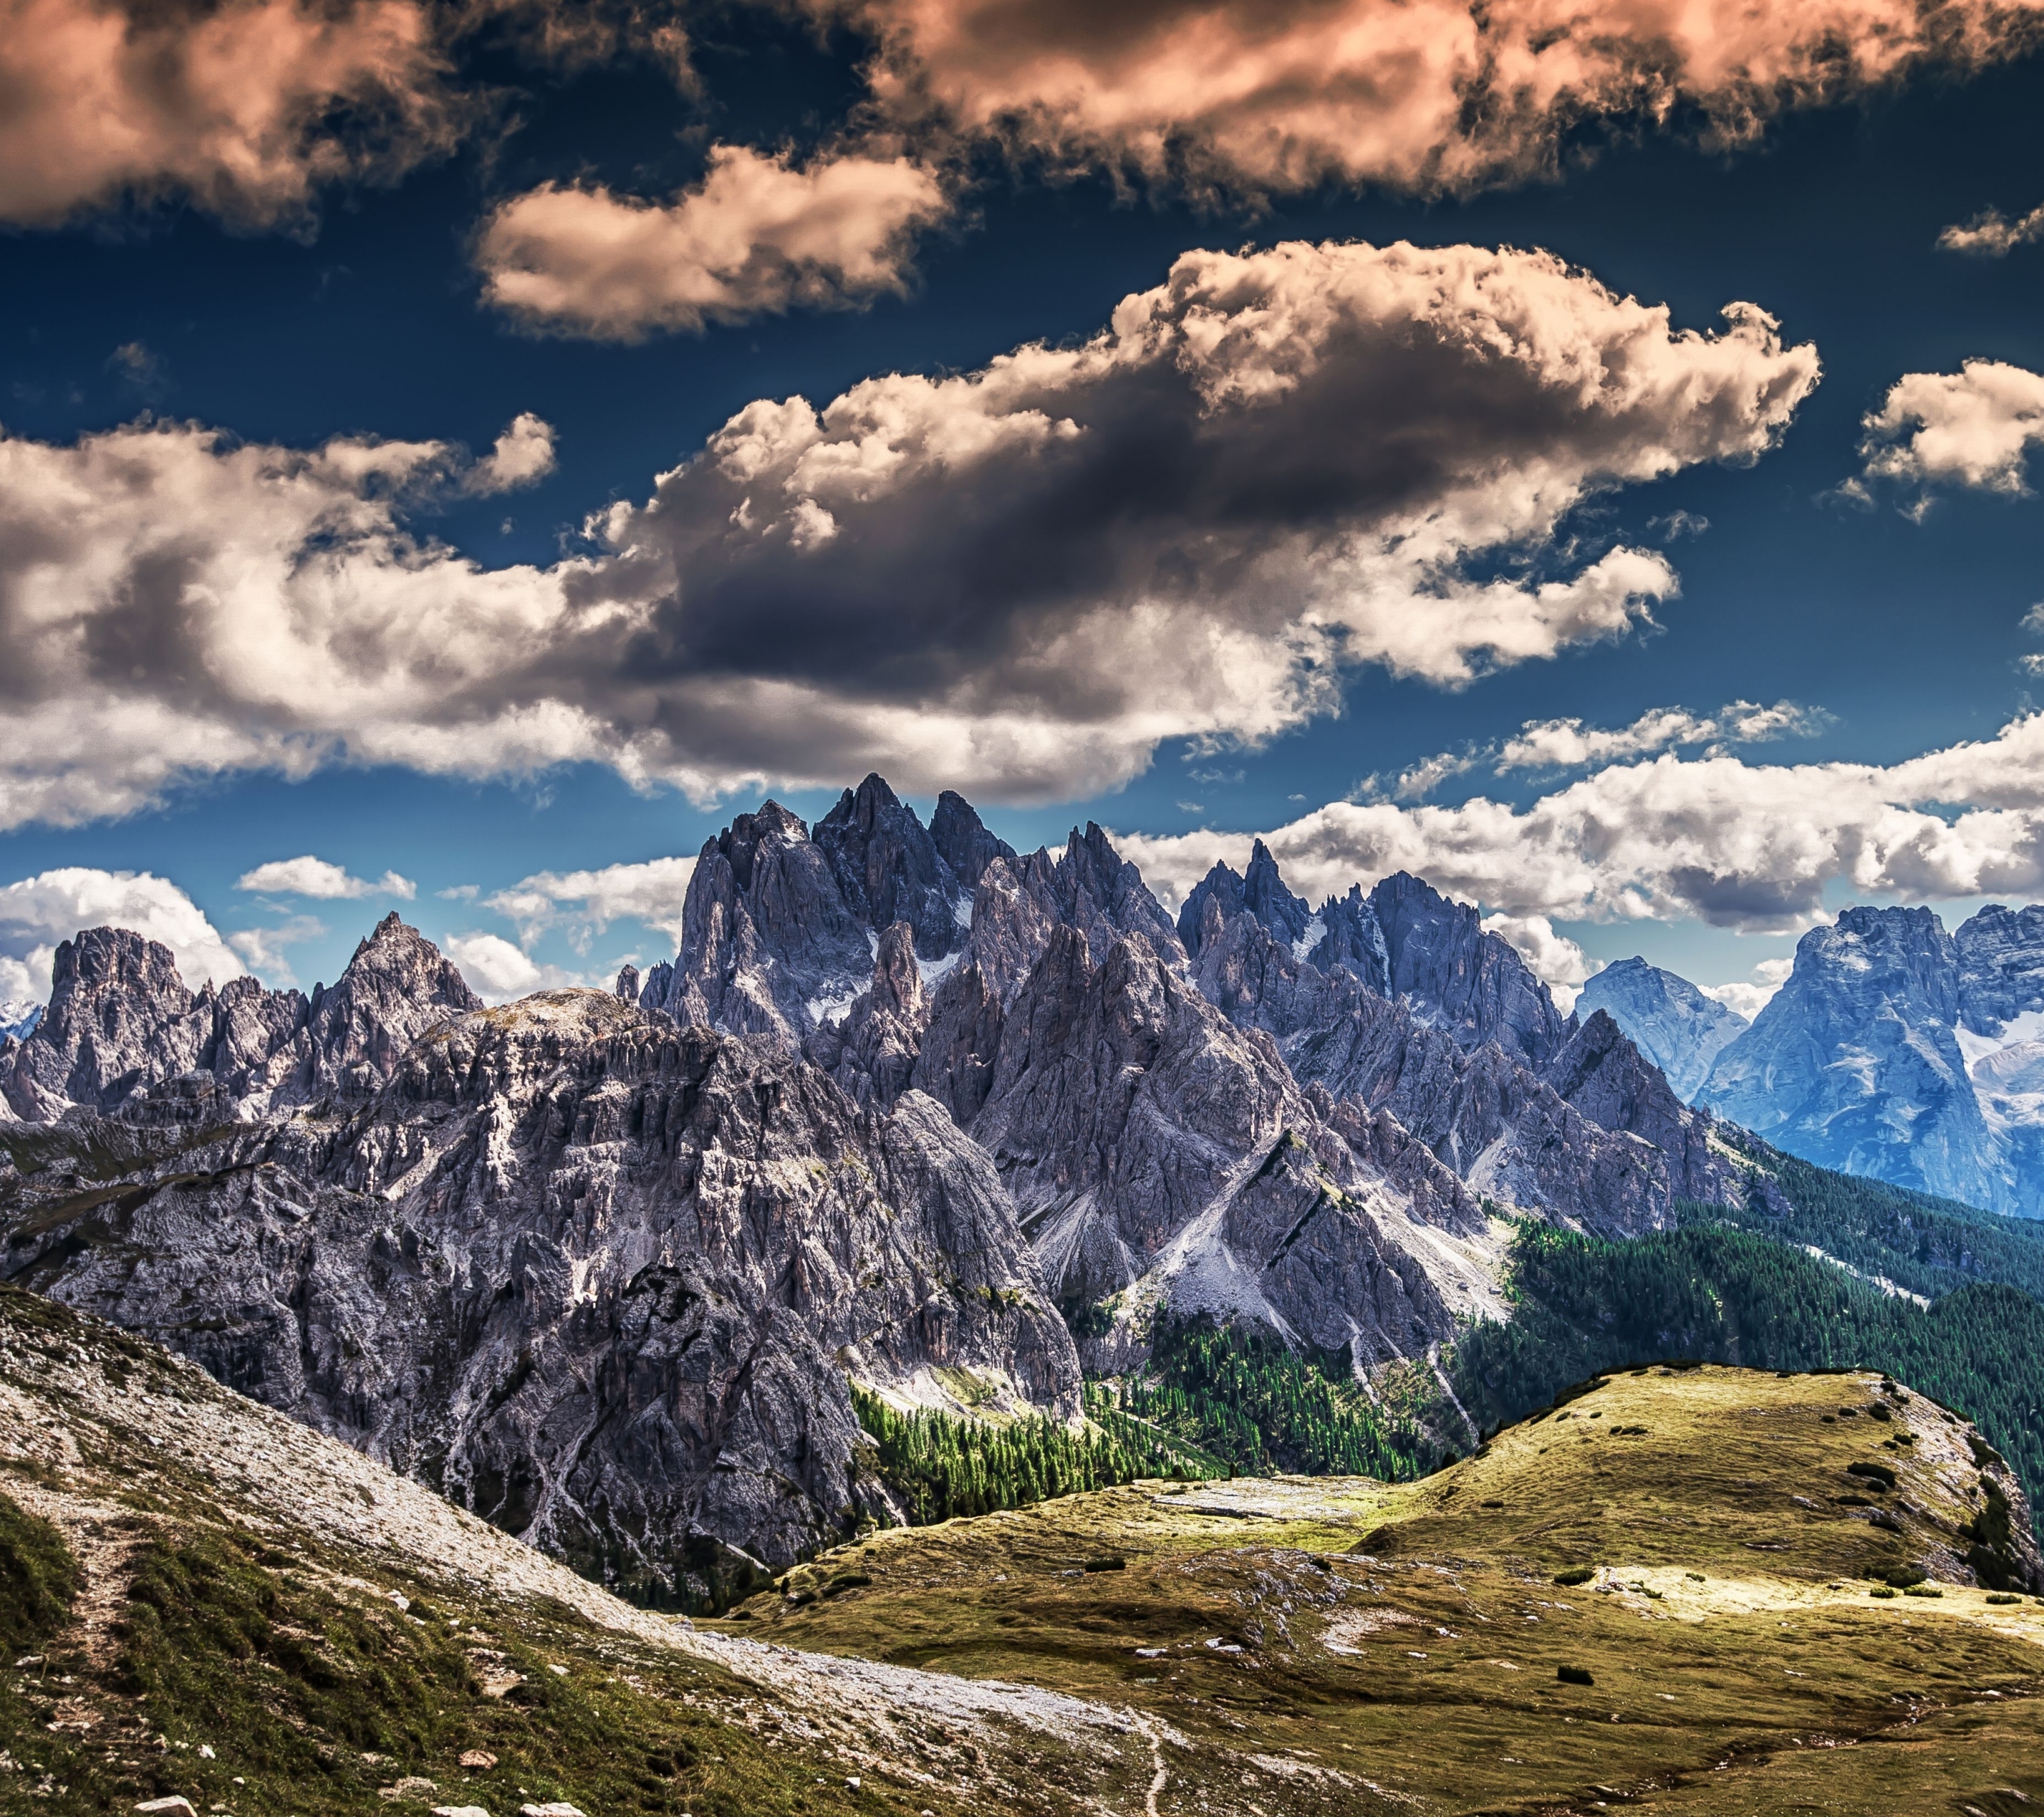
[1383, 698, 1829, 802]
[1481, 911, 1594, 1012]
[0, 867, 243, 993]
[1112, 710, 2044, 934]
[226, 914, 326, 987]
[466, 412, 556, 493]
[0, 241, 1817, 818]
[829, 0, 2044, 199]
[0, 0, 468, 229]
[1856, 359, 2044, 509]
[236, 855, 416, 899]
[1701, 957, 1793, 1019]
[0, 953, 43, 1020]
[476, 146, 950, 339]
[1939, 203, 2044, 256]
[1381, 747, 1485, 803]
[481, 855, 696, 949]
[441, 931, 588, 1004]
[1494, 699, 1830, 773]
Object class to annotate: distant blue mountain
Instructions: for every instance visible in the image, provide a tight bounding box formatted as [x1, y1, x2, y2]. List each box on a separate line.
[1683, 903, 2044, 1218]
[1578, 957, 1747, 1102]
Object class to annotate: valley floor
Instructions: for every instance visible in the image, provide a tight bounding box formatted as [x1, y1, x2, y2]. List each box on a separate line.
[4, 1283, 2042, 1816]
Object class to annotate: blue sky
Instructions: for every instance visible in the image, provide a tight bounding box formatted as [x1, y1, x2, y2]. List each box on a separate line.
[7, 0, 2044, 1015]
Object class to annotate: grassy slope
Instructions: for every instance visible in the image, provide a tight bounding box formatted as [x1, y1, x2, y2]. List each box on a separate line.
[730, 1363, 2044, 1816]
[0, 1283, 1156, 1817]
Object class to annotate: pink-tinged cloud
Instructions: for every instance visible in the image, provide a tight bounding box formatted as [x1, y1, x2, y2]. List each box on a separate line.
[821, 0, 2044, 194]
[0, 0, 477, 227]
[1857, 359, 2044, 507]
[476, 145, 951, 337]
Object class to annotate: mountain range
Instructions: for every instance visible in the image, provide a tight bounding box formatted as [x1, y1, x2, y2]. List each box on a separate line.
[0, 772, 2027, 1606]
[1584, 904, 2044, 1220]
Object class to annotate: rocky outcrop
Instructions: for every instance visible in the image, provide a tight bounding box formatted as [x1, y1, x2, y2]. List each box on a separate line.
[655, 801, 877, 1041]
[1538, 1009, 1740, 1207]
[1185, 872, 1700, 1234]
[1957, 903, 2044, 1038]
[930, 788, 1018, 891]
[1, 927, 219, 1119]
[1578, 956, 1748, 1102]
[5, 991, 1080, 1598]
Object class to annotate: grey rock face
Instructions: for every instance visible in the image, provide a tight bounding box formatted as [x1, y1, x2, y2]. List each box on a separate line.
[1578, 957, 1748, 1102]
[2, 928, 210, 1118]
[660, 801, 874, 1041]
[814, 773, 972, 960]
[1186, 872, 1704, 1234]
[965, 925, 1474, 1366]
[6, 991, 1079, 1599]
[1538, 1009, 1738, 1207]
[296, 912, 483, 1101]
[930, 789, 1018, 891]
[1021, 824, 1184, 967]
[1367, 872, 1571, 1067]
[1700, 907, 2003, 1211]
[0, 914, 478, 1124]
[1957, 903, 2044, 1038]
[806, 921, 930, 1109]
[614, 964, 641, 1003]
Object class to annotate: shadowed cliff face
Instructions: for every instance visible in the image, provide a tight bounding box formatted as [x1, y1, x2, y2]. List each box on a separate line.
[4, 990, 1079, 1600]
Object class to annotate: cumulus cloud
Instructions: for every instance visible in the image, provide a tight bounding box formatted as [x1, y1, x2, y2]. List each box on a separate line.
[0, 240, 1815, 820]
[1380, 698, 1826, 800]
[236, 856, 416, 899]
[1939, 203, 2044, 256]
[481, 855, 696, 948]
[476, 146, 950, 338]
[1481, 911, 1595, 1011]
[1855, 359, 2044, 510]
[822, 0, 2044, 199]
[1114, 710, 2044, 934]
[1701, 955, 1792, 1019]
[0, 867, 243, 995]
[0, 954, 41, 1019]
[226, 913, 326, 986]
[0, 0, 474, 229]
[466, 412, 556, 491]
[441, 930, 588, 1001]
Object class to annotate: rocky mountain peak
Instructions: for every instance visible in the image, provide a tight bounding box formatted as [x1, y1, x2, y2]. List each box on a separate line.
[1700, 904, 1990, 1208]
[1956, 901, 2044, 1037]
[1177, 859, 1247, 960]
[4, 926, 211, 1118]
[930, 788, 1016, 890]
[1243, 840, 1313, 948]
[299, 912, 483, 1099]
[713, 799, 813, 891]
[1367, 870, 1570, 1066]
[814, 772, 969, 960]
